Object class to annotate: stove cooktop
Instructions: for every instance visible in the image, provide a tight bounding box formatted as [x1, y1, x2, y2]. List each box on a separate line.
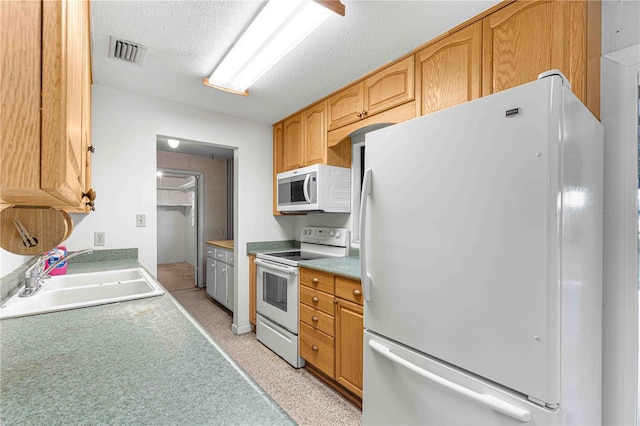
[260, 250, 330, 263]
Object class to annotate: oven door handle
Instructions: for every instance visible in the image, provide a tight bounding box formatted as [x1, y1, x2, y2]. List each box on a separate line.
[254, 258, 299, 275]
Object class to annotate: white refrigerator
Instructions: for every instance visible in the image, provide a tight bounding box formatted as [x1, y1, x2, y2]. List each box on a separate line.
[360, 71, 603, 425]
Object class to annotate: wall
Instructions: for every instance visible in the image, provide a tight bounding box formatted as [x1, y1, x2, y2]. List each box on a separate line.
[60, 85, 293, 333]
[600, 1, 640, 424]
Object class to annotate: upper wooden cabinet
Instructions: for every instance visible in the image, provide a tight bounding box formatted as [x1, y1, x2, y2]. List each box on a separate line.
[416, 21, 483, 116]
[1, 0, 93, 211]
[280, 101, 351, 173]
[303, 101, 328, 166]
[328, 56, 415, 131]
[272, 122, 284, 215]
[282, 113, 304, 171]
[482, 0, 600, 117]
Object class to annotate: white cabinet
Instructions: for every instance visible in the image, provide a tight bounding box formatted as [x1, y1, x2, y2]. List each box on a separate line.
[206, 245, 234, 312]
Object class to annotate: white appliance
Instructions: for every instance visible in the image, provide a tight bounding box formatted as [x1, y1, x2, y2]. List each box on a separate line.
[360, 71, 603, 425]
[277, 164, 351, 213]
[255, 227, 349, 368]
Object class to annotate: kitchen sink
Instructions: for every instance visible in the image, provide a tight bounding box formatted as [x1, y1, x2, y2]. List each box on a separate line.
[0, 268, 165, 319]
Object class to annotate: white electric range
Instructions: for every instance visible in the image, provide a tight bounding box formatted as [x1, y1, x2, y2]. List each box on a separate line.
[254, 227, 349, 368]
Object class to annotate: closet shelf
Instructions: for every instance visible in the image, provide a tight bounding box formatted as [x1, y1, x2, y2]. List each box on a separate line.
[157, 181, 194, 191]
[157, 203, 192, 207]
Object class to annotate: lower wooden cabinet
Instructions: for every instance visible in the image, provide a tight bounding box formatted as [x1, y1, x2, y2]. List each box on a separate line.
[335, 296, 364, 398]
[249, 255, 256, 326]
[299, 267, 363, 400]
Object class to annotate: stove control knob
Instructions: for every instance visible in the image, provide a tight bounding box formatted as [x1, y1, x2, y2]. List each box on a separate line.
[335, 231, 341, 238]
[329, 230, 335, 237]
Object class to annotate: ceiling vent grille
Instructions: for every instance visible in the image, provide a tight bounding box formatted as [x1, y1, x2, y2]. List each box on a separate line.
[108, 36, 147, 65]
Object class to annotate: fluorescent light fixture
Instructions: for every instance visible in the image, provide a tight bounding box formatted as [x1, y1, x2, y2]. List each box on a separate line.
[204, 0, 340, 95]
[167, 139, 180, 149]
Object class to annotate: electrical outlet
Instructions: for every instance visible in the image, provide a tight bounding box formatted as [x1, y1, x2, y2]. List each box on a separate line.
[136, 214, 146, 227]
[94, 232, 105, 246]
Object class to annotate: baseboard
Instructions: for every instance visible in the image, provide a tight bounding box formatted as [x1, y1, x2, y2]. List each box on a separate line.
[233, 323, 252, 335]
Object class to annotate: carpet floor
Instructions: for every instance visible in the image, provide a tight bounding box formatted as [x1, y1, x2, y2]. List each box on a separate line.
[170, 287, 362, 426]
[157, 262, 196, 292]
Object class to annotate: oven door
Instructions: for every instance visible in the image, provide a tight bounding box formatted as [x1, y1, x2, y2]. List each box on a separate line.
[255, 258, 299, 334]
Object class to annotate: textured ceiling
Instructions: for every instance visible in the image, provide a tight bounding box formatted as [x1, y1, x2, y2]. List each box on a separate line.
[91, 0, 501, 126]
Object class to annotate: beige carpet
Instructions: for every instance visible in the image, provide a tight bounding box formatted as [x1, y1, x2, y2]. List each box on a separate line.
[157, 262, 196, 291]
[171, 287, 362, 426]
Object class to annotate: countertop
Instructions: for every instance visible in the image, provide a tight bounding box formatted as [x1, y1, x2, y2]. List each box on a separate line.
[247, 240, 361, 281]
[206, 239, 234, 250]
[298, 256, 361, 281]
[0, 259, 293, 425]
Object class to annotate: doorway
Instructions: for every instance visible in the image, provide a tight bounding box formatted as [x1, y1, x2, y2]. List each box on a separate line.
[156, 170, 202, 291]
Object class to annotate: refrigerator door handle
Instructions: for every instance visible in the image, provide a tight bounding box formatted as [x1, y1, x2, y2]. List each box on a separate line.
[368, 340, 533, 422]
[359, 168, 372, 301]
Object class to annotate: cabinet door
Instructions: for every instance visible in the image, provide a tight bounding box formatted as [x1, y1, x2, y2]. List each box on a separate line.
[482, 0, 596, 117]
[226, 263, 234, 311]
[303, 100, 327, 166]
[214, 260, 227, 305]
[327, 83, 363, 131]
[416, 21, 482, 116]
[364, 55, 414, 118]
[272, 122, 284, 215]
[249, 255, 257, 325]
[206, 258, 216, 298]
[335, 298, 364, 398]
[41, 0, 88, 208]
[282, 113, 304, 171]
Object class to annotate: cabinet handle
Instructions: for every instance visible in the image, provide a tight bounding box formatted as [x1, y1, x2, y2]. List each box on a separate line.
[311, 296, 319, 303]
[87, 145, 95, 153]
[311, 345, 319, 352]
[312, 277, 319, 284]
[356, 112, 362, 118]
[311, 316, 318, 322]
[353, 289, 362, 297]
[361, 110, 368, 117]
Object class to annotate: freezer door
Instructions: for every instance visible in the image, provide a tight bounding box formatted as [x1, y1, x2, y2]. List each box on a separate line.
[363, 331, 559, 425]
[362, 76, 565, 404]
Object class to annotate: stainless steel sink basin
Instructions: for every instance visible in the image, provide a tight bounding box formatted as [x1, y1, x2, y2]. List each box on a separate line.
[0, 268, 165, 319]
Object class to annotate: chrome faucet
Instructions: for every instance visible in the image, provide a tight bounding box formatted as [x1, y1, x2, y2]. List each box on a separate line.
[21, 248, 94, 297]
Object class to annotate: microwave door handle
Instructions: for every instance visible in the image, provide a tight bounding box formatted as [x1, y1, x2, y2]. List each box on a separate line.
[303, 174, 312, 203]
[360, 168, 372, 301]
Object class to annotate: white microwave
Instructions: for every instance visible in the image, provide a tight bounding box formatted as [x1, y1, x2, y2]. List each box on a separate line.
[277, 164, 351, 213]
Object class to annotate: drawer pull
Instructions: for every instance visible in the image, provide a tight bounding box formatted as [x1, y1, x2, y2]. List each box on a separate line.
[311, 345, 319, 352]
[353, 289, 362, 297]
[312, 277, 319, 284]
[311, 296, 319, 303]
[311, 316, 318, 322]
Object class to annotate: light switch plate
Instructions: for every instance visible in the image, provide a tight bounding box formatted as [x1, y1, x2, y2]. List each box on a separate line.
[136, 214, 146, 227]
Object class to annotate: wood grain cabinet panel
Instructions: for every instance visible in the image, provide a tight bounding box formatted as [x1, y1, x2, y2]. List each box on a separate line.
[328, 56, 415, 131]
[327, 84, 364, 131]
[416, 21, 482, 116]
[1, 0, 93, 211]
[300, 268, 335, 294]
[282, 113, 304, 171]
[303, 101, 327, 166]
[482, 0, 600, 118]
[335, 298, 364, 398]
[249, 255, 257, 326]
[335, 276, 363, 305]
[364, 55, 414, 118]
[272, 122, 284, 216]
[300, 322, 335, 378]
[300, 285, 335, 316]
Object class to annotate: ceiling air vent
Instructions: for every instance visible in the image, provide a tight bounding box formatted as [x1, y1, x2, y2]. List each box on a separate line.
[108, 36, 147, 65]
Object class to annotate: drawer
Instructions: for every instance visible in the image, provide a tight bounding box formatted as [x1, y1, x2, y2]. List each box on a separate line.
[300, 286, 334, 316]
[335, 276, 363, 305]
[300, 303, 334, 336]
[299, 322, 335, 378]
[206, 247, 215, 258]
[300, 268, 334, 294]
[214, 248, 233, 264]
